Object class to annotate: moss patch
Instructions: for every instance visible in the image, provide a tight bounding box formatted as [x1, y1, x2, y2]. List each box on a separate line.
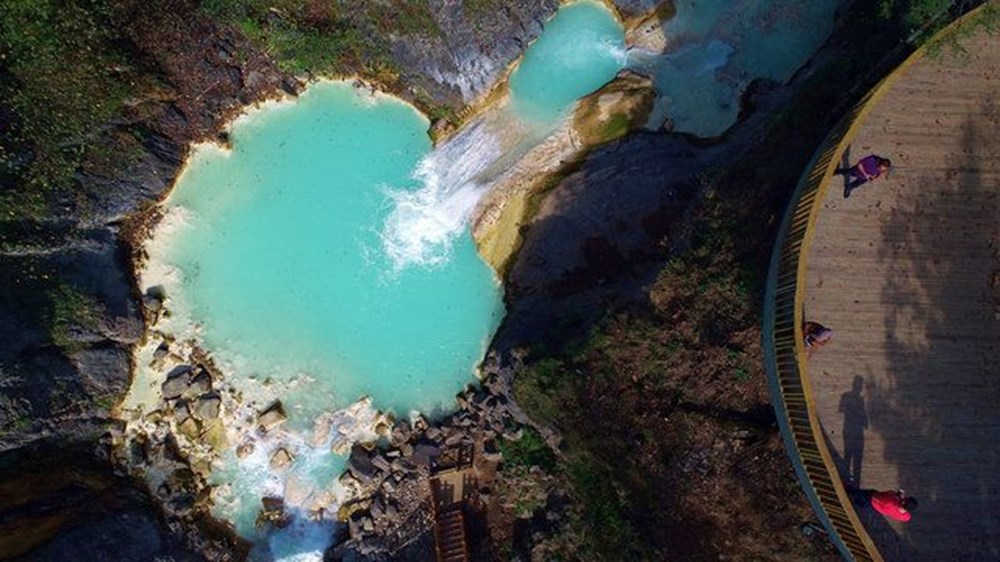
[572, 70, 656, 146]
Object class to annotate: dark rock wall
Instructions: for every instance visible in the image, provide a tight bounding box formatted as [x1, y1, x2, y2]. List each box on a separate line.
[390, 0, 560, 107]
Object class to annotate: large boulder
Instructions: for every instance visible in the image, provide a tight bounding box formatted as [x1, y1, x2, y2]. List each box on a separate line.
[257, 401, 287, 433]
[193, 394, 221, 420]
[160, 366, 193, 401]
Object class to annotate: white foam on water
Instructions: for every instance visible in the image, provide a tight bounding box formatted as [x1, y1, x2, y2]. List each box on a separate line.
[381, 120, 502, 270]
[212, 397, 388, 556]
[601, 37, 631, 67]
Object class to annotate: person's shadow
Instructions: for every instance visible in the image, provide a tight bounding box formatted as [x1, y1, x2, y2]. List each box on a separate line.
[839, 375, 869, 486]
[837, 147, 853, 197]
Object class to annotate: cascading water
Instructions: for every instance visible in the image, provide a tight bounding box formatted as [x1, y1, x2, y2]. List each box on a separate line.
[383, 0, 627, 270]
[124, 2, 627, 560]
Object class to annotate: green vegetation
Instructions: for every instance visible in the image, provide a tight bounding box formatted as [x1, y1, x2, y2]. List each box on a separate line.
[46, 283, 103, 352]
[199, 0, 441, 76]
[876, 0, 987, 41]
[925, 1, 1000, 57]
[564, 452, 645, 559]
[498, 427, 557, 470]
[0, 257, 104, 353]
[0, 0, 146, 210]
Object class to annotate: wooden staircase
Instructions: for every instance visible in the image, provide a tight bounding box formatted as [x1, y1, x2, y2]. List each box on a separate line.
[432, 504, 469, 562]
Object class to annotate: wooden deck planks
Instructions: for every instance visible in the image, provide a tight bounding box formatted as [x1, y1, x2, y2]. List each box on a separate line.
[803, 28, 1000, 562]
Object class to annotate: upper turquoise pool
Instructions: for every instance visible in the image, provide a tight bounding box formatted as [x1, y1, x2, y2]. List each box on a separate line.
[509, 0, 626, 123]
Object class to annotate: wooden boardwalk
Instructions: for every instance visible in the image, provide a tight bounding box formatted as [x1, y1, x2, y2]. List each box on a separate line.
[803, 28, 1000, 562]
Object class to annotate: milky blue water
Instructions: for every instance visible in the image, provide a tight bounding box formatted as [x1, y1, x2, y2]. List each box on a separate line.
[166, 82, 503, 427]
[509, 0, 627, 123]
[632, 0, 842, 137]
[148, 2, 627, 559]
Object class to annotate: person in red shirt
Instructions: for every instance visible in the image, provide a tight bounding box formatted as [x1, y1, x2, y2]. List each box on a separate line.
[869, 489, 918, 522]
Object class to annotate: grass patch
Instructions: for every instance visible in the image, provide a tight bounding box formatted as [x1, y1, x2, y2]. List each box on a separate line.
[45, 283, 103, 353]
[498, 427, 557, 471]
[0, 0, 143, 200]
[200, 0, 441, 76]
[564, 452, 647, 560]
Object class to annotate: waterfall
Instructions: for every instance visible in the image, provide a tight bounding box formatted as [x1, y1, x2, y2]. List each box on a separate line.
[381, 120, 502, 270]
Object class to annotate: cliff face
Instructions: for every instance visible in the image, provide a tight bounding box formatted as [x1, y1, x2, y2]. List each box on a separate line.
[390, 0, 561, 108]
[0, 0, 567, 457]
[0, 0, 625, 557]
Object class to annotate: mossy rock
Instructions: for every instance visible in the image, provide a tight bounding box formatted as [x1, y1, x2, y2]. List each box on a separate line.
[572, 70, 657, 146]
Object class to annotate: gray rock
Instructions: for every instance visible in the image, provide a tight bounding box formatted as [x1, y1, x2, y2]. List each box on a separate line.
[445, 432, 467, 447]
[193, 394, 221, 420]
[270, 448, 294, 471]
[390, 423, 412, 445]
[348, 446, 378, 485]
[152, 341, 169, 361]
[172, 399, 190, 424]
[258, 401, 287, 432]
[412, 444, 441, 467]
[370, 498, 384, 519]
[371, 454, 392, 473]
[185, 371, 212, 397]
[236, 442, 255, 458]
[161, 366, 193, 400]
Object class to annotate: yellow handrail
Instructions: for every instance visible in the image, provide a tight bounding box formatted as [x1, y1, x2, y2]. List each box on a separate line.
[762, 6, 990, 561]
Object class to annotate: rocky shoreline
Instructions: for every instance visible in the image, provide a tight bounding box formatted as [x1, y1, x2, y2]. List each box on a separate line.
[1, 0, 572, 557]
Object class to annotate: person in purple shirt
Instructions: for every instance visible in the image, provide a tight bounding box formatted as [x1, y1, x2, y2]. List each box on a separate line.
[836, 154, 891, 198]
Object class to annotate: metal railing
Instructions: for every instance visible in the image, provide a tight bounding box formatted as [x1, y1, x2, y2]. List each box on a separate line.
[762, 6, 990, 561]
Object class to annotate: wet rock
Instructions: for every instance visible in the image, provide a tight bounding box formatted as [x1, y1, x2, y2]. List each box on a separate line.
[348, 446, 378, 485]
[425, 426, 442, 441]
[258, 497, 290, 528]
[172, 399, 190, 424]
[144, 285, 167, 314]
[185, 370, 212, 398]
[129, 436, 149, 466]
[258, 401, 287, 432]
[160, 366, 193, 400]
[178, 417, 200, 440]
[152, 341, 169, 361]
[270, 448, 294, 471]
[236, 442, 255, 459]
[193, 394, 221, 420]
